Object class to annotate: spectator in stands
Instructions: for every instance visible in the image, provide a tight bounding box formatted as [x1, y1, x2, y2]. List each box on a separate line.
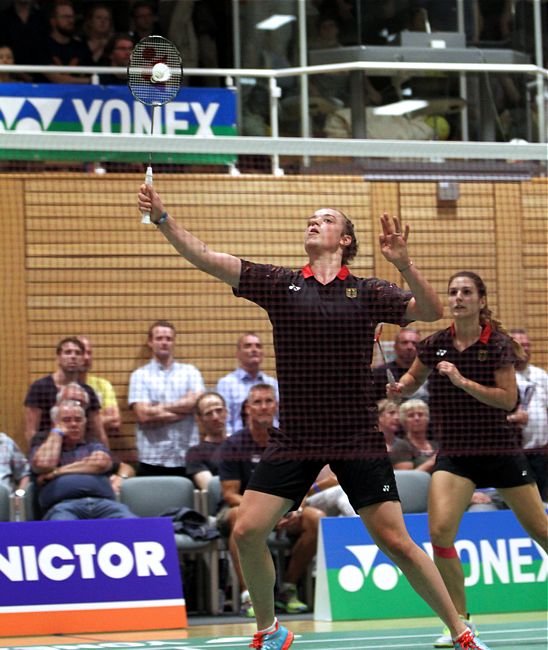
[98, 32, 133, 85]
[216, 332, 279, 434]
[40, 0, 93, 84]
[159, 0, 198, 70]
[372, 327, 429, 403]
[0, 430, 30, 491]
[391, 399, 437, 473]
[24, 337, 107, 446]
[109, 460, 136, 496]
[130, 0, 163, 42]
[0, 0, 48, 81]
[77, 335, 121, 438]
[509, 328, 548, 501]
[30, 400, 136, 520]
[377, 398, 407, 464]
[304, 464, 355, 517]
[218, 383, 324, 618]
[0, 44, 15, 82]
[186, 391, 228, 490]
[388, 270, 548, 647]
[128, 319, 204, 477]
[81, 2, 114, 64]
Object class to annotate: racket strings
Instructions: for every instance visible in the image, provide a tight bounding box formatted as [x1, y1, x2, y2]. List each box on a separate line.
[128, 36, 182, 107]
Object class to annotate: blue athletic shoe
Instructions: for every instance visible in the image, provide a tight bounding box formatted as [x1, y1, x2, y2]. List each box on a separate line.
[249, 621, 294, 649]
[453, 627, 491, 649]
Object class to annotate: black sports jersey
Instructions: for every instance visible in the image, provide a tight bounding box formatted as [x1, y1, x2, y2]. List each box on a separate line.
[233, 260, 412, 459]
[417, 324, 520, 455]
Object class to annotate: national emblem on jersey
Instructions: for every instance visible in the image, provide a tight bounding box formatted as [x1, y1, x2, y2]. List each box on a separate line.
[345, 288, 358, 299]
[478, 349, 488, 361]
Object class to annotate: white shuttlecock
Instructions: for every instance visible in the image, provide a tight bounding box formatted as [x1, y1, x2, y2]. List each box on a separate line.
[151, 62, 170, 83]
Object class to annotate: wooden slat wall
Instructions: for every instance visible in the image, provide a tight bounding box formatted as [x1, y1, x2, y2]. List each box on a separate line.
[0, 173, 546, 459]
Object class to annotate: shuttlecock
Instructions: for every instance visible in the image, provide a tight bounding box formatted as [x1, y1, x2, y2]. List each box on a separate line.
[151, 62, 170, 83]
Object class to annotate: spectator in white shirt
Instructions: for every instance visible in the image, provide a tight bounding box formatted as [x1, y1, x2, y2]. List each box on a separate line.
[508, 329, 548, 500]
[128, 320, 205, 477]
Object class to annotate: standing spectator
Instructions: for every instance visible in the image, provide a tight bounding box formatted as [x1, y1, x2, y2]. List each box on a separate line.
[0, 430, 30, 491]
[24, 337, 106, 446]
[216, 332, 279, 434]
[98, 32, 133, 85]
[372, 327, 429, 403]
[391, 399, 438, 473]
[0, 0, 48, 80]
[186, 391, 228, 490]
[509, 328, 548, 500]
[30, 400, 136, 520]
[81, 2, 114, 64]
[128, 320, 204, 477]
[130, 0, 163, 42]
[77, 335, 121, 438]
[389, 271, 548, 648]
[40, 0, 93, 84]
[217, 383, 324, 618]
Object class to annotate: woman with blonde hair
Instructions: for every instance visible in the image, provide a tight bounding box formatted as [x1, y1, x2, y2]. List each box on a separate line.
[392, 399, 437, 473]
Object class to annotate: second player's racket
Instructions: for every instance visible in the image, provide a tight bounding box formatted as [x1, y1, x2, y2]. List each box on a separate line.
[374, 324, 397, 387]
[128, 35, 183, 224]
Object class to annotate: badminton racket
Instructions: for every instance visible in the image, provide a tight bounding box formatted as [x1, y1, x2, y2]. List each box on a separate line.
[374, 324, 397, 387]
[128, 35, 183, 224]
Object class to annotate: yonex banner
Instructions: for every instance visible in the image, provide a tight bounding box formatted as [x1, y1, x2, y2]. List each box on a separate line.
[314, 511, 547, 620]
[0, 518, 186, 635]
[0, 83, 236, 164]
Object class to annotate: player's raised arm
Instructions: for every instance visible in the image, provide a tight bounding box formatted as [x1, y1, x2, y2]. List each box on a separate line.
[138, 184, 242, 288]
[378, 212, 443, 322]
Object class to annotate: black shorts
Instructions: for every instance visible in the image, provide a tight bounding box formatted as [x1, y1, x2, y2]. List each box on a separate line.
[247, 457, 399, 512]
[434, 453, 536, 489]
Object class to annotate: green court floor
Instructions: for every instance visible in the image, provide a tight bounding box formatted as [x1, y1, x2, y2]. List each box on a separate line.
[2, 619, 546, 650]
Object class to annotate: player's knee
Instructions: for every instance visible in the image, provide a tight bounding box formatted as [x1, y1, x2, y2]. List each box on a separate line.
[429, 521, 457, 546]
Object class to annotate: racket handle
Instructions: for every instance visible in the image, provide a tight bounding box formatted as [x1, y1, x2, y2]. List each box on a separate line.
[142, 165, 153, 224]
[386, 368, 397, 387]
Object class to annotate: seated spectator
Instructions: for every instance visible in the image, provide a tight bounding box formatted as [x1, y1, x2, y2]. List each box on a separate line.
[304, 464, 355, 517]
[24, 337, 107, 447]
[39, 0, 93, 84]
[391, 399, 437, 473]
[217, 383, 323, 617]
[77, 335, 121, 437]
[0, 44, 15, 82]
[30, 400, 136, 520]
[216, 332, 279, 434]
[130, 0, 163, 42]
[0, 0, 48, 81]
[372, 327, 429, 403]
[128, 320, 204, 477]
[377, 398, 406, 461]
[0, 429, 30, 492]
[186, 392, 228, 490]
[81, 2, 114, 64]
[109, 460, 136, 496]
[98, 32, 133, 85]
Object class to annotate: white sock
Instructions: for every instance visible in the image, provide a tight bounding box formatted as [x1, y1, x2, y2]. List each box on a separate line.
[240, 589, 250, 603]
[258, 617, 277, 634]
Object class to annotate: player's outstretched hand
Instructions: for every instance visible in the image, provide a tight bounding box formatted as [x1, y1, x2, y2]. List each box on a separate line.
[138, 184, 165, 223]
[379, 212, 410, 269]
